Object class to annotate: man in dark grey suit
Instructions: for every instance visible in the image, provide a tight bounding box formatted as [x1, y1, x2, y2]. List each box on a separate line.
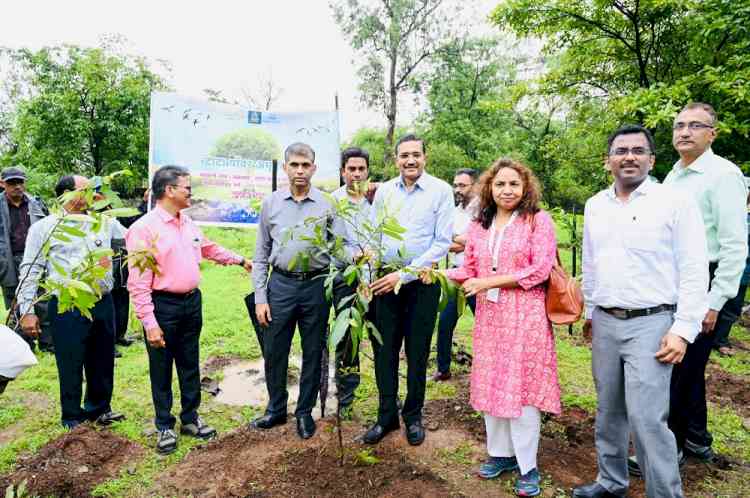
[0, 167, 51, 351]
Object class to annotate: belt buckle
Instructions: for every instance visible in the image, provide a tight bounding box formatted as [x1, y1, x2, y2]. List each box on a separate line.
[611, 308, 628, 320]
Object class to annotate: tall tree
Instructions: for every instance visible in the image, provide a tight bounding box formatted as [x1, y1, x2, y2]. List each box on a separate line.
[332, 0, 462, 164]
[5, 39, 169, 180]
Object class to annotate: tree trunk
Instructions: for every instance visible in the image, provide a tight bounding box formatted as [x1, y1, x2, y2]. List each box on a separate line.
[384, 48, 398, 170]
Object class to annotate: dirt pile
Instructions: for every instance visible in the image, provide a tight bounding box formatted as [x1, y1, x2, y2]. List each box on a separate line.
[0, 424, 143, 498]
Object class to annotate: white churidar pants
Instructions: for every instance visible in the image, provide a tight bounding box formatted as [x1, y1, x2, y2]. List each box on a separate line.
[484, 406, 541, 475]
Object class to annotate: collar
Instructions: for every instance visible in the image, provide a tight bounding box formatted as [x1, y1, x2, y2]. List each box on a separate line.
[5, 193, 28, 208]
[282, 186, 321, 202]
[606, 177, 654, 200]
[396, 172, 428, 191]
[154, 204, 184, 225]
[673, 148, 714, 174]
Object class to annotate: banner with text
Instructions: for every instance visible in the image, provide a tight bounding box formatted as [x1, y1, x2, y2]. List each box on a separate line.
[149, 91, 340, 227]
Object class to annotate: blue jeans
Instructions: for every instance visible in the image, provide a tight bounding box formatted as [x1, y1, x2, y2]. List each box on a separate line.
[435, 294, 476, 374]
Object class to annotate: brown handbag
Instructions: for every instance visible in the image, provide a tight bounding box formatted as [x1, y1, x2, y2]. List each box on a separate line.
[545, 250, 584, 325]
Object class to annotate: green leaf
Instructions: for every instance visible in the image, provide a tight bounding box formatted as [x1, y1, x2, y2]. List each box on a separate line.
[329, 308, 351, 349]
[102, 207, 140, 218]
[300, 253, 310, 272]
[367, 321, 383, 345]
[456, 289, 467, 319]
[57, 224, 87, 237]
[287, 253, 299, 271]
[63, 213, 95, 223]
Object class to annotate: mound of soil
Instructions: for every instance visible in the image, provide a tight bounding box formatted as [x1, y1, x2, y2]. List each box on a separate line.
[154, 420, 457, 498]
[706, 363, 750, 418]
[0, 425, 143, 498]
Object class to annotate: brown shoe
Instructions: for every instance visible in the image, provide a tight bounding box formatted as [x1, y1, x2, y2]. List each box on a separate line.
[431, 371, 451, 382]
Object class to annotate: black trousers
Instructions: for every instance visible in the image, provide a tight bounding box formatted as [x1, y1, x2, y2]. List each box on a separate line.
[712, 282, 747, 349]
[49, 294, 115, 426]
[669, 262, 734, 449]
[111, 286, 130, 342]
[371, 280, 440, 426]
[331, 276, 361, 406]
[262, 272, 327, 418]
[145, 289, 202, 430]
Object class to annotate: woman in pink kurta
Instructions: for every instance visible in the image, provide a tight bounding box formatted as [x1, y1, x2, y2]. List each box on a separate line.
[445, 158, 560, 497]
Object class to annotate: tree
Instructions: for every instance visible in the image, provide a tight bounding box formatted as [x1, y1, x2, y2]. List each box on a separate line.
[3, 39, 169, 184]
[332, 0, 462, 165]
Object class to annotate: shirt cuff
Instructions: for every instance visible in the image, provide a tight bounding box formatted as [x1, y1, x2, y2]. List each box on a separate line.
[141, 314, 159, 331]
[255, 287, 268, 304]
[399, 270, 416, 284]
[670, 318, 700, 344]
[708, 291, 728, 312]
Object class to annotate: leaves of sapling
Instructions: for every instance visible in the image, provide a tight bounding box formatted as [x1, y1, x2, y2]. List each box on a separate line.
[330, 308, 352, 349]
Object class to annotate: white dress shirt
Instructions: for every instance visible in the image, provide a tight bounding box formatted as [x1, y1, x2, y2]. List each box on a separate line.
[450, 198, 478, 268]
[582, 180, 709, 342]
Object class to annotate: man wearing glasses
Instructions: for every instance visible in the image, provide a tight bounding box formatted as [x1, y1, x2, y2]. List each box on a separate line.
[127, 165, 252, 454]
[661, 103, 747, 465]
[574, 125, 708, 498]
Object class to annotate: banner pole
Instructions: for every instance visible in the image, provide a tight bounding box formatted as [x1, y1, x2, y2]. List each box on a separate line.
[272, 159, 278, 192]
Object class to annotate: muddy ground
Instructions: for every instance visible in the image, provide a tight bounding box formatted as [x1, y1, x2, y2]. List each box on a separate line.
[3, 369, 746, 498]
[0, 425, 144, 498]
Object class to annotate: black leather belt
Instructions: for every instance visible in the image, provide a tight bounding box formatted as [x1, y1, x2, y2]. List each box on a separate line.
[273, 267, 327, 281]
[600, 304, 676, 320]
[152, 288, 198, 299]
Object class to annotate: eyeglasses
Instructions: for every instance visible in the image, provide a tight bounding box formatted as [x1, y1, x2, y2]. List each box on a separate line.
[609, 147, 652, 157]
[672, 121, 714, 131]
[169, 184, 192, 193]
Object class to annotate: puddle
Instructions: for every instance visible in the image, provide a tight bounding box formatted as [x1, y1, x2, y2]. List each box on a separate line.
[214, 357, 337, 418]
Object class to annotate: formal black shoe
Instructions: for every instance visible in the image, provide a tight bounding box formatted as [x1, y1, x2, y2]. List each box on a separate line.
[251, 413, 287, 430]
[95, 411, 126, 426]
[296, 415, 316, 439]
[431, 370, 452, 382]
[684, 439, 717, 462]
[628, 450, 686, 478]
[363, 420, 399, 445]
[572, 481, 625, 498]
[116, 337, 135, 347]
[406, 420, 426, 446]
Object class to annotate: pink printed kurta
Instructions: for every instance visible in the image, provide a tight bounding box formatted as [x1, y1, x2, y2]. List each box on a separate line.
[447, 210, 561, 418]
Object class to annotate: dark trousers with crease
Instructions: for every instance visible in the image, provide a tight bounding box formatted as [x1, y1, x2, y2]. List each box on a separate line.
[669, 262, 737, 449]
[371, 280, 440, 426]
[262, 272, 327, 418]
[435, 293, 476, 374]
[111, 286, 130, 342]
[331, 276, 361, 407]
[49, 294, 115, 426]
[712, 282, 747, 350]
[145, 290, 202, 430]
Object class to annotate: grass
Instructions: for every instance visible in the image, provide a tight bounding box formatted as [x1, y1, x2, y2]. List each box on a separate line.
[0, 223, 748, 497]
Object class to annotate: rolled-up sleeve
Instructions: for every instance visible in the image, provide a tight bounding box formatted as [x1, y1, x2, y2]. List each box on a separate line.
[126, 222, 158, 331]
[672, 195, 710, 343]
[708, 171, 748, 310]
[251, 196, 273, 304]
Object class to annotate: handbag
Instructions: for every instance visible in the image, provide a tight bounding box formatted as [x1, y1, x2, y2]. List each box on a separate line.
[545, 250, 584, 325]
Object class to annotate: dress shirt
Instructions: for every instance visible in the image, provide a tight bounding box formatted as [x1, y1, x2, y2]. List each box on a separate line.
[17, 212, 117, 316]
[582, 180, 709, 342]
[7, 196, 30, 255]
[126, 204, 243, 330]
[331, 186, 372, 264]
[252, 186, 334, 304]
[450, 198, 478, 268]
[371, 172, 453, 283]
[664, 148, 748, 310]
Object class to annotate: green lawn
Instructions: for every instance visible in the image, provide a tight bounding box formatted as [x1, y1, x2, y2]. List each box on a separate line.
[1, 224, 748, 498]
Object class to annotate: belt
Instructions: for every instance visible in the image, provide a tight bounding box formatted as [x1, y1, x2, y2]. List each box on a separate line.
[152, 288, 198, 299]
[599, 304, 676, 320]
[273, 267, 327, 281]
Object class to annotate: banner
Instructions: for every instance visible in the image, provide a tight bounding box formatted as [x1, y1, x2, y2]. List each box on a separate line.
[149, 91, 341, 227]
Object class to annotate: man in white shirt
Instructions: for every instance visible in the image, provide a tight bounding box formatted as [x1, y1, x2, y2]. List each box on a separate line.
[432, 168, 478, 381]
[573, 125, 708, 498]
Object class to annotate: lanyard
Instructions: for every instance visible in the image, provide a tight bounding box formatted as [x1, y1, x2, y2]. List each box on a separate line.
[487, 211, 517, 272]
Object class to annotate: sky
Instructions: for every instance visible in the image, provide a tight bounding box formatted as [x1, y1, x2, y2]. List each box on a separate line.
[0, 0, 501, 140]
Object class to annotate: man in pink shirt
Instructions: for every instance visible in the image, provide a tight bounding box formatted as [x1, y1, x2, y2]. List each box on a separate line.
[127, 165, 252, 454]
